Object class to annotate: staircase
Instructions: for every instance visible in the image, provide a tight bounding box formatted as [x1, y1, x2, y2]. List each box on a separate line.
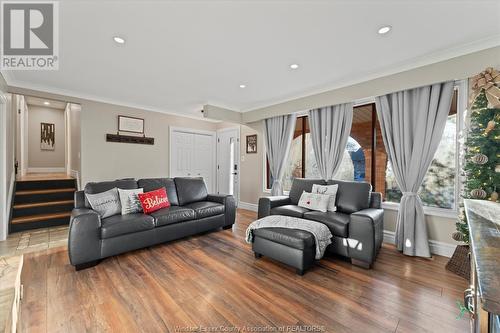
[10, 178, 77, 232]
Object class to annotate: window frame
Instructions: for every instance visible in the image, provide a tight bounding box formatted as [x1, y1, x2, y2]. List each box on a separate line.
[262, 79, 466, 218]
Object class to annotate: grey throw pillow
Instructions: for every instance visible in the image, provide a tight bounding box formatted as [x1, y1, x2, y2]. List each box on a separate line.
[118, 188, 144, 215]
[85, 188, 121, 218]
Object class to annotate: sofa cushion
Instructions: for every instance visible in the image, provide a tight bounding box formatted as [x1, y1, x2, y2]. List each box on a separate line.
[84, 179, 138, 208]
[174, 177, 208, 205]
[289, 179, 327, 205]
[137, 178, 179, 206]
[150, 206, 195, 227]
[85, 188, 122, 218]
[270, 205, 310, 218]
[100, 213, 155, 239]
[252, 228, 314, 250]
[327, 180, 371, 214]
[302, 211, 350, 238]
[138, 188, 170, 214]
[184, 201, 224, 219]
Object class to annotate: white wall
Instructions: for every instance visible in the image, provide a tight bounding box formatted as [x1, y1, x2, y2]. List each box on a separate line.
[80, 100, 219, 185]
[27, 105, 66, 170]
[0, 73, 16, 240]
[66, 103, 81, 176]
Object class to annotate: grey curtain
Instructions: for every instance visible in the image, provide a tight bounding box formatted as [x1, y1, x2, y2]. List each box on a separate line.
[375, 81, 455, 257]
[308, 103, 354, 181]
[263, 114, 297, 195]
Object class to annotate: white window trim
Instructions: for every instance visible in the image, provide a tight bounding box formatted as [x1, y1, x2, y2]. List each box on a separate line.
[262, 80, 466, 219]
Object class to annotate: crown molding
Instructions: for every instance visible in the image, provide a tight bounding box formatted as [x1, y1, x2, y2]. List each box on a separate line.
[5, 80, 222, 123]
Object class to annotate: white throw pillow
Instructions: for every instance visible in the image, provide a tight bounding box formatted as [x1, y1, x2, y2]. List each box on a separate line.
[118, 188, 144, 215]
[298, 191, 330, 213]
[312, 184, 338, 212]
[85, 188, 122, 218]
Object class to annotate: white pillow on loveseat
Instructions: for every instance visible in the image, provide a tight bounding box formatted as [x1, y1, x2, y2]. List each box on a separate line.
[311, 184, 338, 212]
[297, 191, 331, 213]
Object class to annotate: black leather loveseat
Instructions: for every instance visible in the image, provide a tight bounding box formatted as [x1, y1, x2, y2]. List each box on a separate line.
[68, 177, 235, 270]
[258, 179, 383, 268]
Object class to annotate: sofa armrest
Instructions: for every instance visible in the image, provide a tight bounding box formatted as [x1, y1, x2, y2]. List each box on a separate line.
[207, 194, 236, 227]
[74, 190, 86, 209]
[258, 196, 291, 218]
[370, 192, 382, 209]
[348, 208, 384, 267]
[68, 208, 102, 266]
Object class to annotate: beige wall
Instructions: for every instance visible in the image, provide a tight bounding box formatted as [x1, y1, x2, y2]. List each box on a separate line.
[27, 105, 66, 169]
[239, 121, 266, 205]
[80, 100, 218, 185]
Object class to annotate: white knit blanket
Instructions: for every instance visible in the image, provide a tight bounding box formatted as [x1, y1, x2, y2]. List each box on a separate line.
[245, 215, 333, 259]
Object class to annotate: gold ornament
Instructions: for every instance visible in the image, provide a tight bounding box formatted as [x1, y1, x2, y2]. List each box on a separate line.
[472, 153, 488, 164]
[490, 191, 499, 202]
[470, 188, 487, 199]
[484, 120, 496, 135]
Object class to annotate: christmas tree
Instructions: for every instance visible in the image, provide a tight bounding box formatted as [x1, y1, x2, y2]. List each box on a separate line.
[454, 87, 500, 243]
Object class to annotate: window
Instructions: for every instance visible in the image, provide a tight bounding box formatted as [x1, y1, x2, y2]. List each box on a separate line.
[266, 86, 461, 211]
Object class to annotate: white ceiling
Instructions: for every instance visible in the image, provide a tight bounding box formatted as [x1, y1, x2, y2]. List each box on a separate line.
[3, 0, 500, 119]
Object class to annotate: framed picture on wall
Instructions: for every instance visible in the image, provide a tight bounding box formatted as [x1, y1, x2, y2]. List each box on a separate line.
[118, 115, 144, 134]
[40, 123, 55, 150]
[246, 134, 257, 154]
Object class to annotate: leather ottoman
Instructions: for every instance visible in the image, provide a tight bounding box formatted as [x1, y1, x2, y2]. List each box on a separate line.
[252, 227, 316, 275]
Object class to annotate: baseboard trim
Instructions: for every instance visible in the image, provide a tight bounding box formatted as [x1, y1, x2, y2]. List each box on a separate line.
[70, 170, 81, 190]
[383, 230, 456, 258]
[238, 201, 258, 212]
[27, 167, 66, 173]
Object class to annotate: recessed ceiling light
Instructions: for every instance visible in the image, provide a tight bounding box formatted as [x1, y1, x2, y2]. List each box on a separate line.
[43, 101, 50, 105]
[377, 25, 392, 35]
[239, 84, 246, 89]
[290, 64, 299, 70]
[113, 36, 126, 44]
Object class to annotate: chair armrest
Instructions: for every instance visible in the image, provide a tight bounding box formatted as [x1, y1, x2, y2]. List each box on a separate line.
[352, 208, 384, 222]
[258, 196, 291, 218]
[207, 194, 235, 227]
[370, 192, 382, 209]
[68, 208, 102, 266]
[348, 208, 384, 267]
[74, 190, 86, 209]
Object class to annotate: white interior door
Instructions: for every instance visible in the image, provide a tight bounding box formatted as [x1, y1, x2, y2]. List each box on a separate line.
[170, 128, 216, 193]
[193, 133, 215, 192]
[217, 128, 240, 203]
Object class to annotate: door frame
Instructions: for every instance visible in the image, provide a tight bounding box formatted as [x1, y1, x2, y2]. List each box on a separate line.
[0, 92, 7, 240]
[169, 126, 217, 192]
[216, 126, 240, 204]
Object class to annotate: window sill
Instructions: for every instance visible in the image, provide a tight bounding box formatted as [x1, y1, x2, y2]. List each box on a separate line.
[382, 202, 458, 219]
[263, 189, 290, 195]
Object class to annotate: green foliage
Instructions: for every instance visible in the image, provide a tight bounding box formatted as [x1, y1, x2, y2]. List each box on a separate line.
[463, 91, 500, 199]
[457, 90, 500, 243]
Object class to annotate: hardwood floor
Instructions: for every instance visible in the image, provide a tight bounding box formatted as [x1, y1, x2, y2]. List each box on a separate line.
[20, 209, 469, 333]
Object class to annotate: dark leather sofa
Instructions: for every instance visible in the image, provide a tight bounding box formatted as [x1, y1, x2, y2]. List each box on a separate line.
[68, 177, 235, 270]
[258, 179, 384, 268]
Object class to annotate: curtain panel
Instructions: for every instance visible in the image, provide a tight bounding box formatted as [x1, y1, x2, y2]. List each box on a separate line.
[263, 114, 297, 195]
[375, 81, 455, 257]
[308, 103, 354, 181]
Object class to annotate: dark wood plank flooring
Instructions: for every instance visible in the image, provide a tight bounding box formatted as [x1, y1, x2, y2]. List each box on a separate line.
[20, 209, 469, 332]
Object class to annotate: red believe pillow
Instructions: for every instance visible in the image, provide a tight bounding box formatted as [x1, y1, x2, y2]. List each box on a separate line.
[137, 187, 170, 214]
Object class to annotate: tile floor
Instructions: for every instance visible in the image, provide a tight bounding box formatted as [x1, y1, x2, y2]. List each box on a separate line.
[0, 226, 68, 257]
